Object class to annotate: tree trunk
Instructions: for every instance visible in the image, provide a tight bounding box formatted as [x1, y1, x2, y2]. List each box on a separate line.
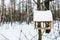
[14, 0, 15, 14]
[37, 0, 40, 10]
[27, 5, 29, 24]
[45, 1, 49, 10]
[2, 0, 5, 23]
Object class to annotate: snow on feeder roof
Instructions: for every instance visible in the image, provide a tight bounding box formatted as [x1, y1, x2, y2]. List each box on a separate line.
[33, 10, 53, 22]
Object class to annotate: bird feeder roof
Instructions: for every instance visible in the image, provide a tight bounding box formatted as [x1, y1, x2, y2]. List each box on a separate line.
[33, 10, 53, 22]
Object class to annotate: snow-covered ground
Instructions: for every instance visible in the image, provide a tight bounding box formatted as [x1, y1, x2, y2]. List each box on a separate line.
[0, 22, 38, 40]
[0, 21, 60, 40]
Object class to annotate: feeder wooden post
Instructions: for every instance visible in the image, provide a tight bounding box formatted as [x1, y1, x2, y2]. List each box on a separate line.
[37, 0, 42, 40]
[38, 30, 42, 40]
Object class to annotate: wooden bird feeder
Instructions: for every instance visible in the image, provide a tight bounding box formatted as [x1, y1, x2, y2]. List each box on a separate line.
[33, 10, 53, 33]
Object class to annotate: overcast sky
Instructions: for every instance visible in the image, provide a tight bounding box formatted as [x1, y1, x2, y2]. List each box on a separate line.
[0, 0, 10, 7]
[0, 0, 19, 7]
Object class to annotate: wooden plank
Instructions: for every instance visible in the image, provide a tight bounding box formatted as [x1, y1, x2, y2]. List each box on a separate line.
[37, 27, 50, 30]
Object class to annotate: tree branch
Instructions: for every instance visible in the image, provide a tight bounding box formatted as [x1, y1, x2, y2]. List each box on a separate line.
[33, 0, 37, 4]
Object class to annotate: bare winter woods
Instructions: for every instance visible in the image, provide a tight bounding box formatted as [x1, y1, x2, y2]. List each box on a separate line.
[0, 0, 33, 24]
[0, 0, 60, 24]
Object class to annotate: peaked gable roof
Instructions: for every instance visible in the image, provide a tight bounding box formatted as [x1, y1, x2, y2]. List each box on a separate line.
[33, 10, 53, 22]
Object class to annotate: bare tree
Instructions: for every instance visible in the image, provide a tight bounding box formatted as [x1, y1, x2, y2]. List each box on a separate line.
[1, 0, 5, 23]
[10, 0, 14, 25]
[18, 0, 21, 14]
[0, 6, 2, 23]
[33, 0, 41, 10]
[26, 0, 33, 24]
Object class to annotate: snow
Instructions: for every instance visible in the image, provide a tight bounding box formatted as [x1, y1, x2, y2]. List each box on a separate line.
[33, 10, 53, 21]
[0, 22, 38, 40]
[0, 21, 60, 40]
